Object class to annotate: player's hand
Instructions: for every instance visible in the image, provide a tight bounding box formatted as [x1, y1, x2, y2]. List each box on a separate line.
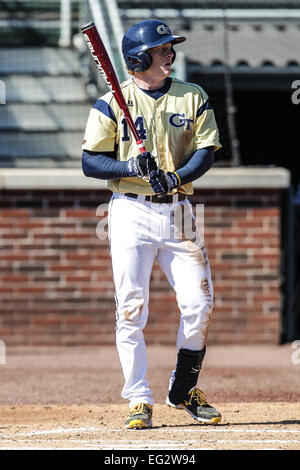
[127, 152, 158, 179]
[149, 169, 180, 195]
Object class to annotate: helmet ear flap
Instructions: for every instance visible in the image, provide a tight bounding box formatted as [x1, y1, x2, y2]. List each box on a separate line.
[126, 51, 152, 73]
[139, 51, 152, 72]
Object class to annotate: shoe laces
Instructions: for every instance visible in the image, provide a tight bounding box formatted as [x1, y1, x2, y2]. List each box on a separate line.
[184, 388, 208, 407]
[130, 403, 151, 416]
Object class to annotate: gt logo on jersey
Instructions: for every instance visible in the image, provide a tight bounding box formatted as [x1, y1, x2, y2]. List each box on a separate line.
[169, 113, 193, 130]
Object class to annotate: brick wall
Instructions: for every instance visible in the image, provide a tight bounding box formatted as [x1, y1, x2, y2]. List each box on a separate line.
[0, 187, 282, 346]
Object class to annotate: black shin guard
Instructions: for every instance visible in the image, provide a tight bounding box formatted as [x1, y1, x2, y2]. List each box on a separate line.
[168, 347, 206, 405]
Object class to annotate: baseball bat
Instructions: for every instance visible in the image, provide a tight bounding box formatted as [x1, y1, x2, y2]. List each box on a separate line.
[81, 21, 147, 155]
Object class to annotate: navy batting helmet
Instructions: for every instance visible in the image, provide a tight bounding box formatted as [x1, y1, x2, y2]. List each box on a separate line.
[122, 19, 186, 73]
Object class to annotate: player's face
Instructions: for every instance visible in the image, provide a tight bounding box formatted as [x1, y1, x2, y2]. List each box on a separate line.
[147, 42, 174, 79]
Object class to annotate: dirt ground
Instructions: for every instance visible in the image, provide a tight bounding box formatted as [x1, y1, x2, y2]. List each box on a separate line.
[0, 344, 299, 450]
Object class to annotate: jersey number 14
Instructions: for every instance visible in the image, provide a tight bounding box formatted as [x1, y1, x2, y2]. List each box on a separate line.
[121, 117, 147, 142]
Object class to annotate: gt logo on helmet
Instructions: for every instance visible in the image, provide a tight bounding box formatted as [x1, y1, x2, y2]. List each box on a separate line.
[157, 24, 171, 35]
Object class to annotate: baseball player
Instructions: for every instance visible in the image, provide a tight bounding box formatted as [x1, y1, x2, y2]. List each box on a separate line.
[82, 19, 222, 429]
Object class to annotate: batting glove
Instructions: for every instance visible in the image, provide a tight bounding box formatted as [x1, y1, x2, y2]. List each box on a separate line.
[149, 169, 181, 195]
[127, 152, 158, 179]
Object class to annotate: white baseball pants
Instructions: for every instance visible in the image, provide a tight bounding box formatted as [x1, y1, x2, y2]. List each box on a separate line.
[108, 193, 214, 408]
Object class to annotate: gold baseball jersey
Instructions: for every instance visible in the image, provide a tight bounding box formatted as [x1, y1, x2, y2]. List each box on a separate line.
[82, 77, 221, 195]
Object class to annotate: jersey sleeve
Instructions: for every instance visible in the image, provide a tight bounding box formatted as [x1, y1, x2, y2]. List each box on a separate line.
[193, 87, 222, 152]
[82, 95, 117, 152]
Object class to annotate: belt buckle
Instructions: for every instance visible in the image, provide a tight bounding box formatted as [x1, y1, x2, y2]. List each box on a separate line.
[151, 194, 174, 204]
[157, 195, 168, 203]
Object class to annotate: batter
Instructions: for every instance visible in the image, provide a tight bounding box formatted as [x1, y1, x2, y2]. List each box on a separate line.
[82, 19, 222, 429]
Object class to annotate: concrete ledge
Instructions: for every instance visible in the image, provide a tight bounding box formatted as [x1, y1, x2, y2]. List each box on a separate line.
[0, 168, 107, 190]
[195, 166, 291, 189]
[0, 166, 290, 190]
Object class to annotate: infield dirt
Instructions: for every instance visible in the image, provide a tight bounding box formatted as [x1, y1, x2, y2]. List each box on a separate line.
[0, 344, 299, 450]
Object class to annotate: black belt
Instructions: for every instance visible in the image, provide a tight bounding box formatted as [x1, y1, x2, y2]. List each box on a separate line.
[124, 192, 187, 204]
